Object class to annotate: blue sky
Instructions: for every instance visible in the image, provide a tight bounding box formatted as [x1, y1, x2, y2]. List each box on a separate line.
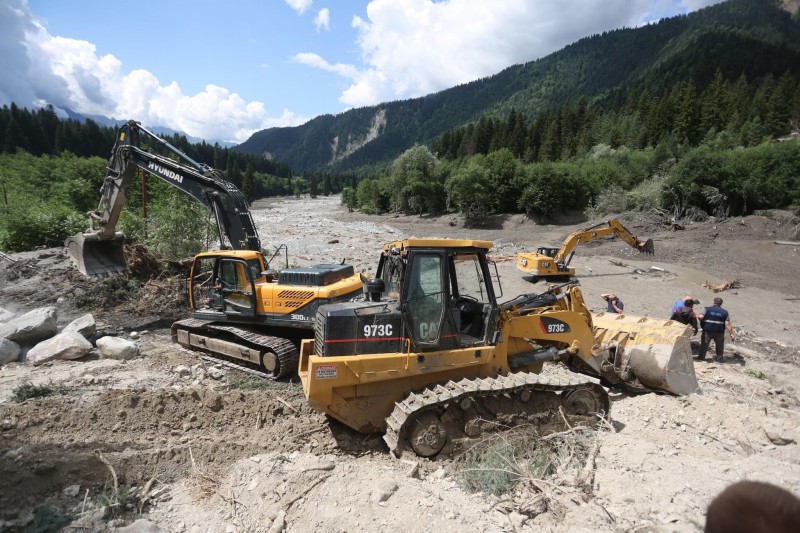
[1, 0, 722, 144]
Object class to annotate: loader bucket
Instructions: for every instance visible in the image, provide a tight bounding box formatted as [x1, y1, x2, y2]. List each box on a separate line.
[65, 231, 129, 277]
[591, 312, 699, 395]
[640, 238, 655, 255]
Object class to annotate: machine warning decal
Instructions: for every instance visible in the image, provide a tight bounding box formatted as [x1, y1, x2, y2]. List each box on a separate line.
[540, 316, 571, 334]
[315, 364, 338, 380]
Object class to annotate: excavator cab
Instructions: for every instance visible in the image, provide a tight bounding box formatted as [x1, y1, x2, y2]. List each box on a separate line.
[189, 252, 259, 317]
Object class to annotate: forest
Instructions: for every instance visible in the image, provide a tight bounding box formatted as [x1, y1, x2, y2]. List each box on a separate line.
[0, 105, 357, 255]
[342, 68, 800, 223]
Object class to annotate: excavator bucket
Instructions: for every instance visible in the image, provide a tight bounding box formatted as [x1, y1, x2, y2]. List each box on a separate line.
[591, 312, 699, 395]
[65, 231, 129, 277]
[639, 238, 655, 255]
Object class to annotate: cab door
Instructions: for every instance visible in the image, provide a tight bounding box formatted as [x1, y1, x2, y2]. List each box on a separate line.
[217, 258, 257, 317]
[400, 251, 459, 351]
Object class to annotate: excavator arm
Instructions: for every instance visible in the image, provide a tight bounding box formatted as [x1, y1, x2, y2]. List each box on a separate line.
[553, 219, 653, 263]
[66, 120, 260, 276]
[517, 218, 654, 281]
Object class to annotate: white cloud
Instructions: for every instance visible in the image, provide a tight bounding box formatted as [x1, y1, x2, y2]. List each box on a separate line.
[0, 0, 305, 143]
[679, 0, 725, 11]
[285, 0, 313, 15]
[301, 0, 708, 107]
[314, 8, 330, 31]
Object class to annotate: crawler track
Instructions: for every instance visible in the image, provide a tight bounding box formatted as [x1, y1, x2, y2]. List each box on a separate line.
[383, 373, 609, 457]
[172, 318, 300, 379]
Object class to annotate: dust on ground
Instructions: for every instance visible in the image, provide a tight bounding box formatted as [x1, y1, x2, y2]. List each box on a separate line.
[0, 195, 798, 532]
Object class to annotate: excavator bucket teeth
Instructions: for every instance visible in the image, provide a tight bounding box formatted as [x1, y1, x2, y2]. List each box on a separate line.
[591, 313, 699, 395]
[65, 231, 129, 277]
[640, 238, 655, 255]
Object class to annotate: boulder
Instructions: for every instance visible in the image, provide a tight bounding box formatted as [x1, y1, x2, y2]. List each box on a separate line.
[63, 313, 96, 338]
[0, 307, 57, 345]
[96, 336, 139, 360]
[0, 338, 21, 365]
[0, 307, 15, 323]
[27, 331, 93, 366]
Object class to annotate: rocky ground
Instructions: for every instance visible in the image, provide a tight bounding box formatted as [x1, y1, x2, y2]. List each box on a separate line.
[0, 195, 799, 532]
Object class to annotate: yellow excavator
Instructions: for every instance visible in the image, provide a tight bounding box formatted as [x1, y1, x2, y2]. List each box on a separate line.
[516, 219, 654, 283]
[65, 120, 363, 378]
[299, 239, 697, 457]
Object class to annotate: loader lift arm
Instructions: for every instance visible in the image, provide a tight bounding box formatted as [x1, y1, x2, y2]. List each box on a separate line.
[67, 120, 260, 276]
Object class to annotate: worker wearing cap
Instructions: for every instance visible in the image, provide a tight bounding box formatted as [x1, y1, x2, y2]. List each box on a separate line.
[696, 297, 736, 362]
[602, 293, 624, 313]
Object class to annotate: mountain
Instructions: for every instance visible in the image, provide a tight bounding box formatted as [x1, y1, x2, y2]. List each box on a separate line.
[58, 108, 237, 148]
[234, 0, 800, 174]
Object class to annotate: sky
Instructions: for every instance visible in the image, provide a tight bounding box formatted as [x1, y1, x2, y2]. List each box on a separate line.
[1, 0, 724, 144]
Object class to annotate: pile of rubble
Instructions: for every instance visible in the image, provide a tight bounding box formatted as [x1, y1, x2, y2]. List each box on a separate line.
[0, 306, 140, 368]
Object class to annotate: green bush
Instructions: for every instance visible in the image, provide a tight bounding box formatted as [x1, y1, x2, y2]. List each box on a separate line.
[0, 205, 86, 252]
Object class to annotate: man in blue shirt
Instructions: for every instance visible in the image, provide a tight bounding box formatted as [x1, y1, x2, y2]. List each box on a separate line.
[602, 293, 624, 313]
[696, 297, 736, 362]
[671, 294, 698, 316]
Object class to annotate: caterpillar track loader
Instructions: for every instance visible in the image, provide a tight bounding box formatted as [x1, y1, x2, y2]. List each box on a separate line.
[299, 239, 698, 457]
[517, 218, 654, 283]
[66, 120, 362, 378]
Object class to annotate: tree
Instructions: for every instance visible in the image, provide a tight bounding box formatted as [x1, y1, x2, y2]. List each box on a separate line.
[242, 164, 256, 205]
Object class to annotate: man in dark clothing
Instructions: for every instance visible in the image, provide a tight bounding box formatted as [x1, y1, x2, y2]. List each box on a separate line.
[697, 297, 736, 362]
[671, 299, 698, 335]
[601, 293, 624, 313]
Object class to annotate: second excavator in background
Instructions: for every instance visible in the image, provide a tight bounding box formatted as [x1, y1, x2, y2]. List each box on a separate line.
[517, 218, 655, 283]
[65, 120, 363, 378]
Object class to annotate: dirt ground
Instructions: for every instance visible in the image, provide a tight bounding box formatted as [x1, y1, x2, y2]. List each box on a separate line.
[1, 195, 799, 532]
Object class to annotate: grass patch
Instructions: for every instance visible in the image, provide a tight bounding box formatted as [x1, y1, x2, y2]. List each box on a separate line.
[12, 381, 70, 402]
[745, 369, 767, 379]
[455, 425, 596, 496]
[24, 505, 73, 532]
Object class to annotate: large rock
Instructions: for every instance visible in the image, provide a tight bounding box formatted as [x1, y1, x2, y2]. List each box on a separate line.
[27, 331, 92, 366]
[0, 307, 57, 345]
[0, 307, 15, 323]
[96, 336, 139, 360]
[63, 313, 96, 338]
[0, 337, 21, 365]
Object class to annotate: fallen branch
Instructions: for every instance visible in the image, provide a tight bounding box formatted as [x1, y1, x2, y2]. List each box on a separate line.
[283, 472, 332, 511]
[702, 279, 740, 292]
[275, 396, 298, 414]
[773, 241, 800, 246]
[94, 450, 118, 497]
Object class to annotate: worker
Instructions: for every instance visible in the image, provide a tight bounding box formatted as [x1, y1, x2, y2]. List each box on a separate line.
[671, 294, 698, 316]
[601, 293, 624, 313]
[696, 297, 735, 362]
[670, 298, 699, 335]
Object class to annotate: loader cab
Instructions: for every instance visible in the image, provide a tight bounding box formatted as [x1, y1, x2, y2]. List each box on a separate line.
[391, 240, 498, 352]
[189, 251, 263, 318]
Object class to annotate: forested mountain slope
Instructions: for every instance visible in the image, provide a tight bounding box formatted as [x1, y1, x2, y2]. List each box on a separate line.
[234, 0, 800, 174]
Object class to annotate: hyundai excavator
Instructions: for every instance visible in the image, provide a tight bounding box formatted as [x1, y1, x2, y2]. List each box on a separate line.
[65, 120, 363, 378]
[298, 239, 698, 457]
[517, 219, 655, 283]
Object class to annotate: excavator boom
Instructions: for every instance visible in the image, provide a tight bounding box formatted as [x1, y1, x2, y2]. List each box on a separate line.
[66, 120, 259, 277]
